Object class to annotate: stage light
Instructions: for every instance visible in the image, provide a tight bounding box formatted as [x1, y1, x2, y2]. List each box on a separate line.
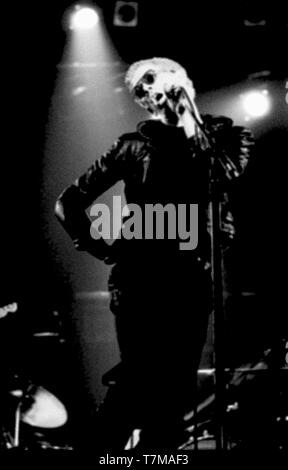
[113, 1, 138, 27]
[70, 5, 100, 31]
[241, 89, 271, 119]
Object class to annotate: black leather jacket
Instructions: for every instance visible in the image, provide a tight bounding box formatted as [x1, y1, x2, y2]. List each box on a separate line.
[55, 115, 254, 266]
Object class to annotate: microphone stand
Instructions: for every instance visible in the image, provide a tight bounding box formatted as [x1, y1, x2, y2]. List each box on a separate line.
[182, 89, 239, 451]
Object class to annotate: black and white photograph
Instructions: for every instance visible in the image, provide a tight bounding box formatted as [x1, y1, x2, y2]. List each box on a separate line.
[1, 0, 287, 463]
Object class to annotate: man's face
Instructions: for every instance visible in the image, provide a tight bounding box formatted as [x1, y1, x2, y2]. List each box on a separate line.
[132, 65, 193, 124]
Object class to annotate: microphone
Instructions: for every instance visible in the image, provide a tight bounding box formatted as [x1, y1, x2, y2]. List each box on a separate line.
[180, 87, 203, 126]
[165, 84, 203, 127]
[166, 84, 239, 179]
[165, 85, 190, 118]
[165, 85, 184, 102]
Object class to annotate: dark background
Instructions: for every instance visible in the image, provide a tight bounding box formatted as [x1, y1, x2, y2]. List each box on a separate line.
[0, 0, 287, 445]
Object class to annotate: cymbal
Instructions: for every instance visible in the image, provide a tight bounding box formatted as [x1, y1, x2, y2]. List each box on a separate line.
[21, 386, 68, 429]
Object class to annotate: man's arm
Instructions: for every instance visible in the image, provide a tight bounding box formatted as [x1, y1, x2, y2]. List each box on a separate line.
[55, 137, 128, 262]
[202, 115, 255, 247]
[204, 115, 255, 181]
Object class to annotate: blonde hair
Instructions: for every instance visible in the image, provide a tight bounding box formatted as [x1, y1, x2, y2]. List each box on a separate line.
[125, 57, 191, 93]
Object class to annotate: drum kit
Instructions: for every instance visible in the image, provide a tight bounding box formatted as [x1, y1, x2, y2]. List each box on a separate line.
[4, 381, 69, 450]
[0, 304, 73, 452]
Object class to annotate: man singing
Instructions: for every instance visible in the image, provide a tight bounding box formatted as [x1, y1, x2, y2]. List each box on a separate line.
[55, 58, 253, 451]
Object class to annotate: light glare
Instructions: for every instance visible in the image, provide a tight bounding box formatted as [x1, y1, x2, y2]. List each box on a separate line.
[70, 7, 99, 30]
[242, 90, 270, 118]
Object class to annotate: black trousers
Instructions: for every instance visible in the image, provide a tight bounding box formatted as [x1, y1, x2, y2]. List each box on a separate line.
[92, 256, 212, 452]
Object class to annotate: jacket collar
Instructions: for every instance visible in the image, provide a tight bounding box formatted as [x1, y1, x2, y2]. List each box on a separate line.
[137, 119, 187, 144]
